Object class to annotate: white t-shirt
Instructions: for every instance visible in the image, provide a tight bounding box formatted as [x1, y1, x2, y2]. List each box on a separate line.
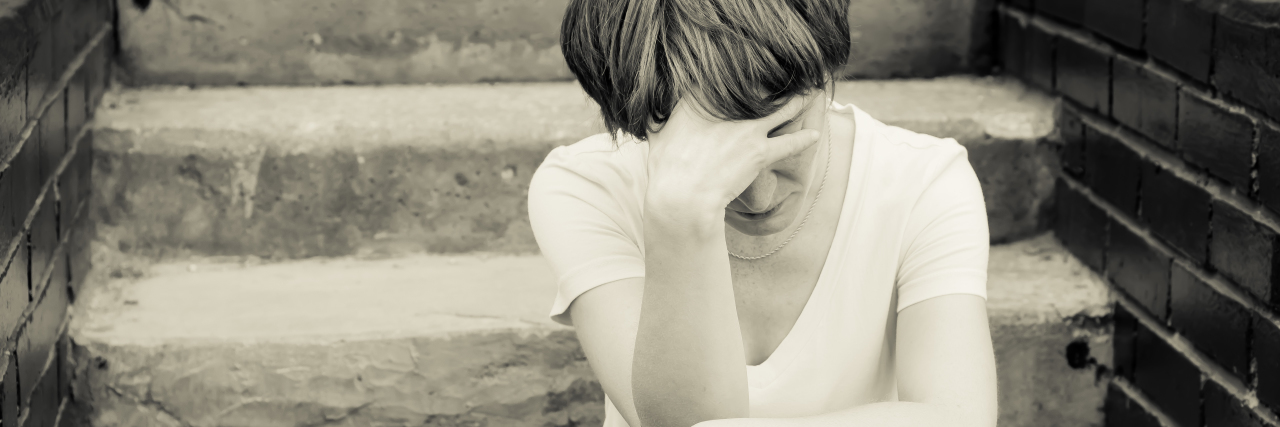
[527, 102, 989, 425]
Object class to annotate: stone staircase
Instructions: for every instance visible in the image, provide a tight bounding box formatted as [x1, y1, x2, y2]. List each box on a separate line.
[60, 1, 1116, 426]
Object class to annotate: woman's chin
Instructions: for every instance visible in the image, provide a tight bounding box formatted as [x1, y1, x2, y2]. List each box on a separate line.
[724, 199, 800, 237]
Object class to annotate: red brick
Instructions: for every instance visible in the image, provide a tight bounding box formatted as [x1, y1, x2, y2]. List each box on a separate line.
[1055, 179, 1107, 271]
[1258, 315, 1280, 412]
[2, 354, 17, 427]
[17, 266, 66, 408]
[1111, 57, 1177, 148]
[1260, 123, 1280, 215]
[1027, 25, 1056, 92]
[1214, 15, 1280, 121]
[1170, 263, 1249, 378]
[1, 241, 28, 338]
[1059, 107, 1085, 177]
[1056, 37, 1111, 116]
[1085, 125, 1142, 216]
[1104, 383, 1160, 427]
[1113, 302, 1138, 379]
[1177, 91, 1254, 194]
[1140, 164, 1209, 264]
[1084, 0, 1143, 49]
[1144, 0, 1214, 82]
[1133, 324, 1200, 427]
[1108, 222, 1172, 320]
[1037, 0, 1085, 24]
[1209, 200, 1279, 307]
[1205, 380, 1264, 427]
[999, 13, 1027, 79]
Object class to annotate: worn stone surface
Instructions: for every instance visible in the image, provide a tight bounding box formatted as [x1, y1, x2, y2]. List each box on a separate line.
[110, 0, 996, 85]
[68, 233, 1109, 427]
[90, 77, 1059, 265]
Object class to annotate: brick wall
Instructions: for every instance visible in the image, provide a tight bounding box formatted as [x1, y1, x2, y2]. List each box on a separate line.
[998, 0, 1280, 426]
[0, 0, 113, 426]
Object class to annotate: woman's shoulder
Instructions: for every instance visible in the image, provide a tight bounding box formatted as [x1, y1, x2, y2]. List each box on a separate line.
[851, 105, 973, 185]
[529, 132, 649, 207]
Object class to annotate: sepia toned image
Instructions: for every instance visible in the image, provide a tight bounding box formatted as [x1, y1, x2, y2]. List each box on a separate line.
[0, 0, 1277, 426]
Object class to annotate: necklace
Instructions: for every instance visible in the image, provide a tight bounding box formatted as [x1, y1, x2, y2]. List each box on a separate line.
[729, 117, 832, 261]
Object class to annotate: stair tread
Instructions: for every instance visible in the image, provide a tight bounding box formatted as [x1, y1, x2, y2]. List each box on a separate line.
[71, 234, 1106, 346]
[96, 77, 1055, 151]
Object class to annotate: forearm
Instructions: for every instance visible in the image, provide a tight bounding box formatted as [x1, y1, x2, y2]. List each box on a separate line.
[633, 200, 749, 427]
[696, 401, 993, 427]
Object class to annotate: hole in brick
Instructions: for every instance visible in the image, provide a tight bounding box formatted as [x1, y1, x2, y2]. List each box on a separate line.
[95, 357, 108, 370]
[1066, 340, 1090, 369]
[132, 0, 150, 10]
[454, 173, 469, 186]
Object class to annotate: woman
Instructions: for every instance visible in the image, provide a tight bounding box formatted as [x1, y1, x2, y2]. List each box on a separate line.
[527, 1, 998, 426]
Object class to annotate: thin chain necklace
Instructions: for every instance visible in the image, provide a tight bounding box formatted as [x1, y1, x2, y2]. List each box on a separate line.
[729, 117, 832, 261]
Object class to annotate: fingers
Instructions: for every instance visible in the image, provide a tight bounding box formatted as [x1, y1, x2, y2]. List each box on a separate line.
[759, 128, 821, 165]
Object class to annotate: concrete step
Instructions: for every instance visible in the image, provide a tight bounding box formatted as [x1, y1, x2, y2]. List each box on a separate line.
[89, 76, 1058, 270]
[113, 0, 994, 86]
[65, 233, 1111, 427]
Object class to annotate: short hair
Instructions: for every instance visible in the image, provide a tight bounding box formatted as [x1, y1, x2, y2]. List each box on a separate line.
[560, 0, 851, 142]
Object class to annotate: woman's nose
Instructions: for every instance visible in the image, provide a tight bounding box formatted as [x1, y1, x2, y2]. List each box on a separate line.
[736, 171, 777, 212]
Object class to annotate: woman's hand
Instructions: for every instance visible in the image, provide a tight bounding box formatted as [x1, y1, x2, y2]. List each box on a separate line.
[644, 96, 822, 225]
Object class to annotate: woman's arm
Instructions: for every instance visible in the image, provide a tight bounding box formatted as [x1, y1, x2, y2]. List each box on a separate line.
[693, 294, 998, 427]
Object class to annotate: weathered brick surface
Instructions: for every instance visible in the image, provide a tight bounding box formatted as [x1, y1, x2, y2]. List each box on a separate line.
[1104, 384, 1160, 427]
[1059, 107, 1085, 177]
[1133, 324, 1200, 427]
[1108, 222, 1171, 320]
[1169, 263, 1249, 378]
[1209, 201, 1278, 307]
[1111, 57, 1177, 147]
[1056, 37, 1111, 116]
[1037, 0, 1085, 24]
[1084, 0, 1143, 49]
[1113, 303, 1138, 379]
[1258, 315, 1280, 412]
[1205, 380, 1265, 427]
[3, 355, 18, 427]
[1214, 14, 1280, 121]
[999, 14, 1027, 79]
[1027, 25, 1056, 91]
[1140, 164, 1209, 263]
[1144, 0, 1213, 82]
[1177, 91, 1255, 193]
[1260, 122, 1280, 215]
[1055, 180, 1107, 271]
[1084, 125, 1142, 216]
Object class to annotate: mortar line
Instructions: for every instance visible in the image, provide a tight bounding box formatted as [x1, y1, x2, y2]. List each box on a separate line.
[1059, 174, 1280, 426]
[1112, 375, 1184, 427]
[1065, 101, 1280, 236]
[0, 118, 92, 301]
[0, 195, 86, 364]
[999, 5, 1280, 132]
[16, 296, 74, 412]
[0, 23, 110, 174]
[1057, 171, 1280, 331]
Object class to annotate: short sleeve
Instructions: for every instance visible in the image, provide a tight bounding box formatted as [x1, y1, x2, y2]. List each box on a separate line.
[894, 145, 990, 312]
[528, 147, 647, 326]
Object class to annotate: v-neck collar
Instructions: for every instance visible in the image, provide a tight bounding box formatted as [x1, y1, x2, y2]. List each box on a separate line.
[746, 102, 874, 389]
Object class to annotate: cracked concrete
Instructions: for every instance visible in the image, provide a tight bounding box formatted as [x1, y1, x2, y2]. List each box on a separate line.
[67, 234, 1109, 426]
[89, 77, 1058, 267]
[111, 0, 997, 85]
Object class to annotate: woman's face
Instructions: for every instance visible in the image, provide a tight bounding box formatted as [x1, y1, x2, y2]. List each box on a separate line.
[724, 90, 830, 236]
